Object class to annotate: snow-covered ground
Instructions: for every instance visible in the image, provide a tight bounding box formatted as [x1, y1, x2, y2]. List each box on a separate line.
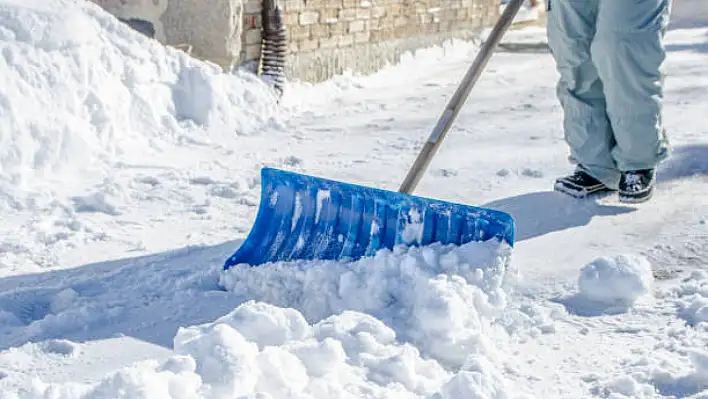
[1, 0, 707, 397]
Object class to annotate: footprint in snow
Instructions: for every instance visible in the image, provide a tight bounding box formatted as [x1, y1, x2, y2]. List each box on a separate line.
[282, 155, 303, 167]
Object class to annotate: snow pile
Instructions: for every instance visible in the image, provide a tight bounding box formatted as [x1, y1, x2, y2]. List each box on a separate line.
[19, 302, 518, 399]
[0, 0, 278, 198]
[577, 254, 655, 306]
[220, 240, 512, 369]
[9, 240, 529, 399]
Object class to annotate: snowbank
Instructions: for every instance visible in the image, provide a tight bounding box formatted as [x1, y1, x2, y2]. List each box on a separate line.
[0, 0, 278, 199]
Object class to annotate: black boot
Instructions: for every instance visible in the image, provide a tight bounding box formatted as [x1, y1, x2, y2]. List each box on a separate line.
[619, 169, 655, 203]
[554, 170, 614, 198]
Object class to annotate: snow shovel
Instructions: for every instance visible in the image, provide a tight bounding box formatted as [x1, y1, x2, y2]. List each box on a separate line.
[223, 0, 524, 269]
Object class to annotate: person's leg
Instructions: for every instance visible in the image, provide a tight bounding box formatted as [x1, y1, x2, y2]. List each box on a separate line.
[547, 0, 621, 197]
[593, 0, 672, 202]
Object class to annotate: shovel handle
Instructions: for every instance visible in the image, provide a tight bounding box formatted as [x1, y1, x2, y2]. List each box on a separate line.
[398, 0, 526, 194]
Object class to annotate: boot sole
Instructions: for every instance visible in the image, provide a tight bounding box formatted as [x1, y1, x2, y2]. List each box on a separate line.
[554, 181, 616, 199]
[619, 189, 653, 204]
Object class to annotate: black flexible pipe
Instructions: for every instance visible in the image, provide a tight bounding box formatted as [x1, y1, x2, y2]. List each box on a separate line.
[260, 0, 287, 96]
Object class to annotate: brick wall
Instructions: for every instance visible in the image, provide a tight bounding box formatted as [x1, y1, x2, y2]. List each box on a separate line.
[92, 0, 499, 83]
[242, 0, 499, 82]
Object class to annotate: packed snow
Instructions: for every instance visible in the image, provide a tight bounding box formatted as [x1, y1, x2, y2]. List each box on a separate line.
[1, 0, 707, 398]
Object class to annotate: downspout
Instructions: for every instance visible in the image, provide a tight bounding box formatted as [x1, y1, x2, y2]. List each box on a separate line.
[259, 0, 288, 96]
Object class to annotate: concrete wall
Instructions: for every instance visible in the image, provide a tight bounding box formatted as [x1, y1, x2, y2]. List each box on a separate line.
[90, 0, 501, 82]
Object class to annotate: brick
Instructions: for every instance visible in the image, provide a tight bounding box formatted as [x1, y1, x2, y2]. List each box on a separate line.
[289, 25, 311, 40]
[356, 8, 371, 19]
[285, 0, 306, 12]
[298, 38, 319, 52]
[360, 0, 373, 7]
[299, 11, 320, 25]
[456, 8, 467, 20]
[343, 0, 358, 8]
[393, 16, 407, 27]
[322, 8, 339, 23]
[339, 34, 355, 47]
[284, 12, 299, 25]
[373, 27, 395, 41]
[339, 9, 357, 21]
[348, 19, 366, 32]
[319, 36, 339, 49]
[311, 24, 329, 38]
[328, 23, 346, 35]
[354, 31, 370, 43]
[371, 7, 386, 18]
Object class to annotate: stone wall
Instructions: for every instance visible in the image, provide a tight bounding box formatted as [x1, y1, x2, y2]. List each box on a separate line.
[276, 0, 499, 82]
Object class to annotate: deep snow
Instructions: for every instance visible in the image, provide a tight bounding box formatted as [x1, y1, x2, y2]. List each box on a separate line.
[1, 0, 707, 397]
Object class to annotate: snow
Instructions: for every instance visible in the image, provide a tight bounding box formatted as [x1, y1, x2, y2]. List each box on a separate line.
[577, 254, 654, 307]
[1, 0, 707, 397]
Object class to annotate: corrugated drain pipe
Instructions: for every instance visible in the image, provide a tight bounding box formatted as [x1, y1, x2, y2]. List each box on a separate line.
[259, 0, 288, 97]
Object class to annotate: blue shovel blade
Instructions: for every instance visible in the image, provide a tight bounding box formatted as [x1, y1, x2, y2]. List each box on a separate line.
[224, 167, 515, 269]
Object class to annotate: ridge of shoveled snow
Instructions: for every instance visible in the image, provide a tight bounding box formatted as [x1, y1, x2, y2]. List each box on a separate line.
[1, 240, 542, 399]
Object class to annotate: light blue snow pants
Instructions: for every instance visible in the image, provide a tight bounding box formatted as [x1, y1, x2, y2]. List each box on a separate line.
[547, 0, 672, 189]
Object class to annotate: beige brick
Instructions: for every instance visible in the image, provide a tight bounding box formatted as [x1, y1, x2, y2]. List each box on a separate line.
[370, 28, 390, 41]
[311, 24, 329, 38]
[285, 0, 306, 12]
[393, 15, 407, 27]
[371, 7, 386, 18]
[340, 34, 355, 46]
[343, 0, 358, 8]
[289, 25, 311, 40]
[328, 23, 346, 35]
[456, 8, 468, 20]
[354, 31, 370, 43]
[326, 0, 344, 9]
[339, 9, 357, 21]
[389, 4, 403, 16]
[356, 8, 371, 19]
[298, 38, 319, 52]
[284, 12, 299, 25]
[322, 9, 339, 23]
[368, 17, 383, 30]
[319, 36, 339, 49]
[348, 19, 367, 32]
[299, 10, 320, 25]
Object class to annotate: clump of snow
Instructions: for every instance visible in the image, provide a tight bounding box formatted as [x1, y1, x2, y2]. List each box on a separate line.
[577, 254, 654, 306]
